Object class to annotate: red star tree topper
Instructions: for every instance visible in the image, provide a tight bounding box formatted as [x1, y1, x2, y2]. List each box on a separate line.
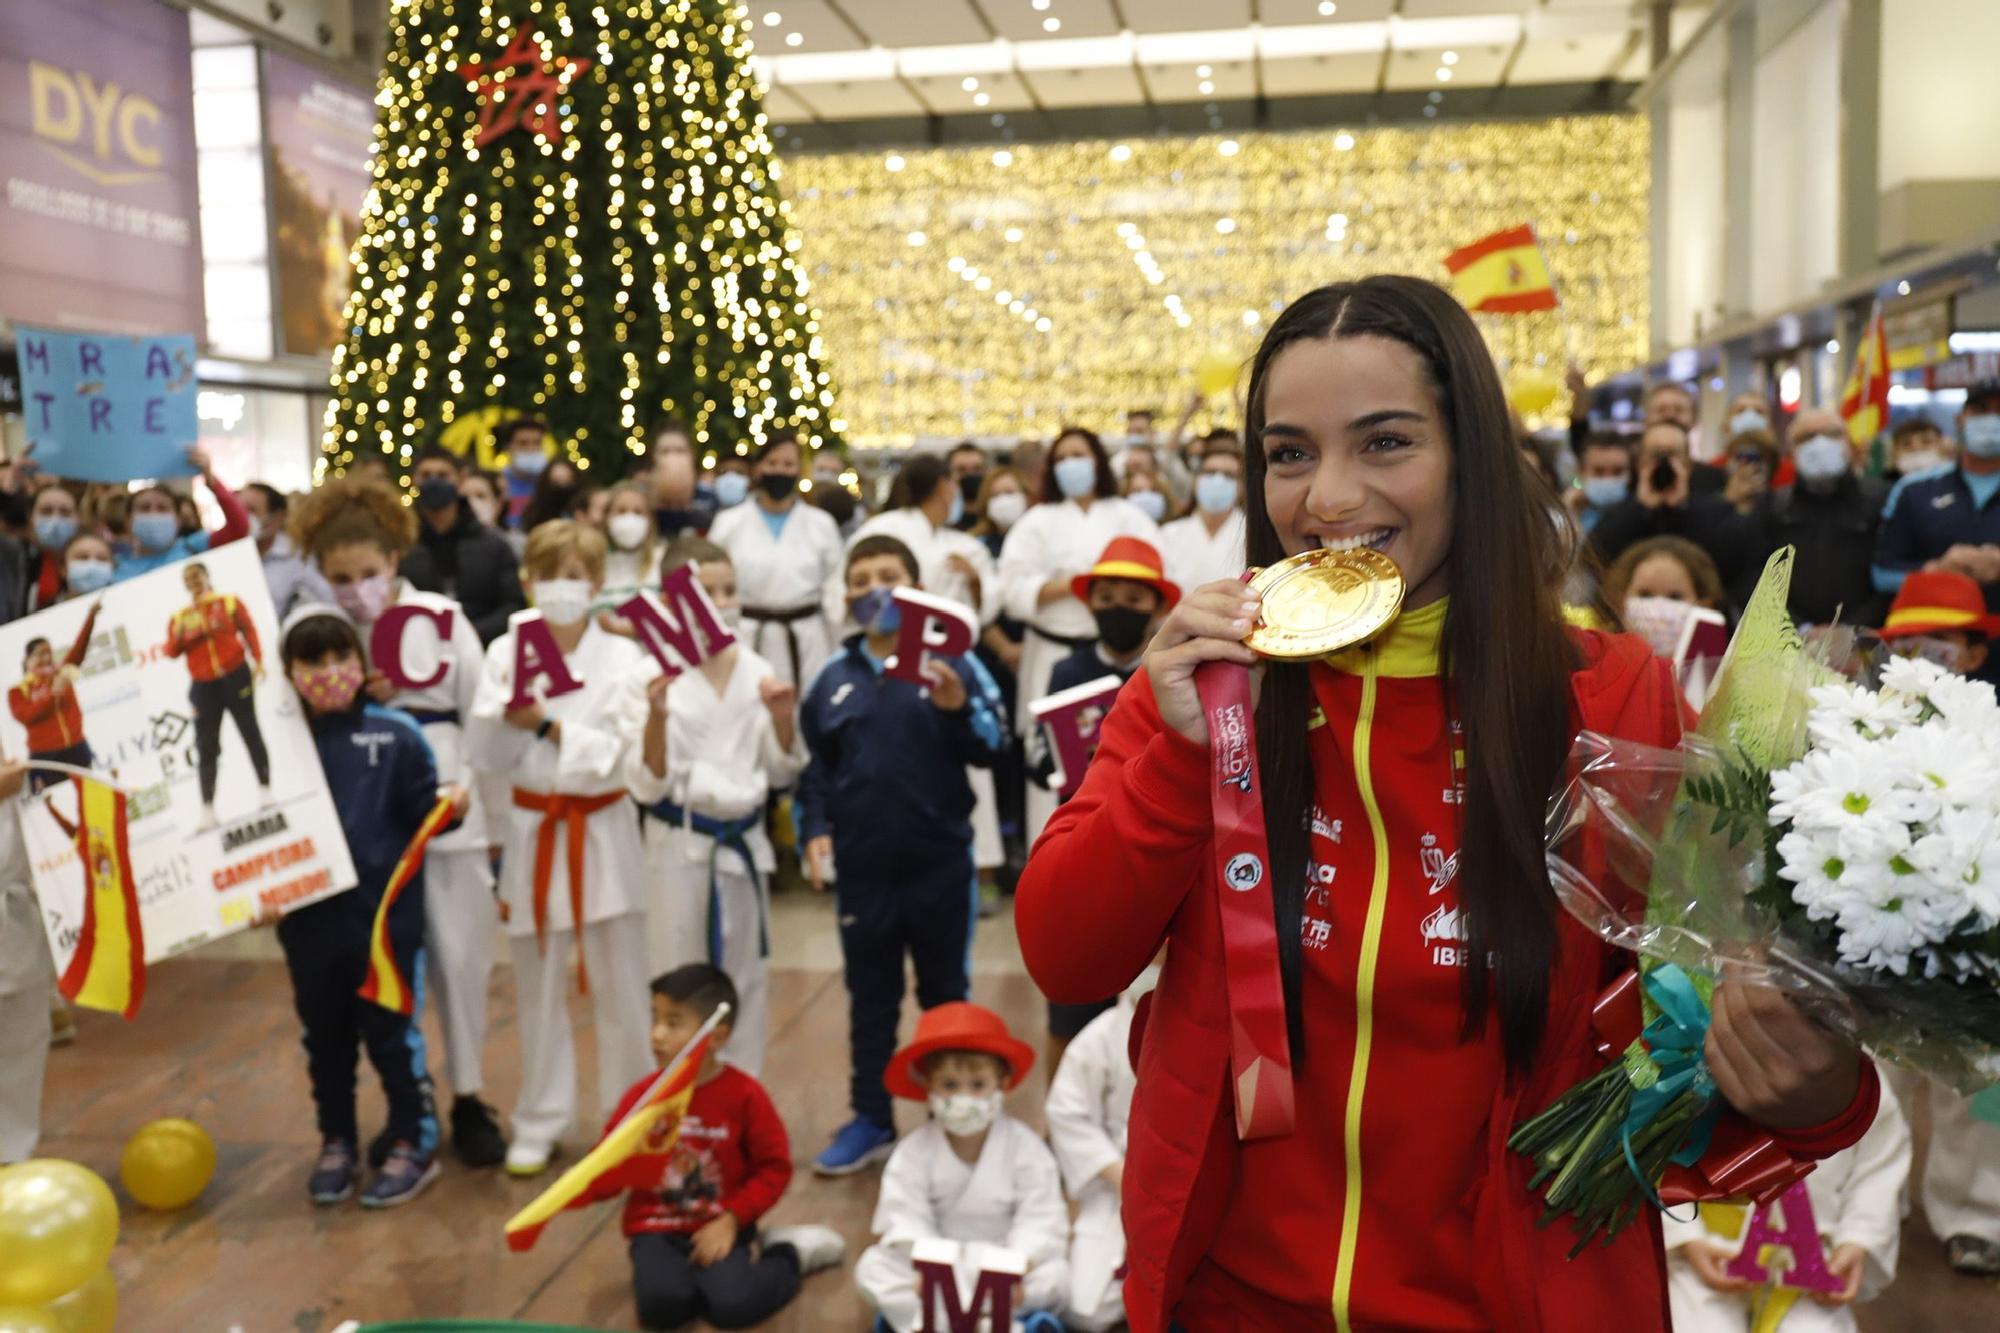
[456, 28, 593, 148]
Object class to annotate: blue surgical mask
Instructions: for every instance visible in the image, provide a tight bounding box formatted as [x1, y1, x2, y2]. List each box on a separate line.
[1964, 414, 2000, 459]
[713, 471, 751, 507]
[1729, 409, 1769, 436]
[851, 585, 902, 634]
[1129, 489, 1167, 523]
[34, 515, 76, 551]
[1793, 433, 1850, 483]
[1054, 456, 1097, 501]
[947, 487, 965, 527]
[65, 558, 114, 593]
[1194, 472, 1239, 515]
[133, 513, 179, 552]
[1581, 475, 1629, 509]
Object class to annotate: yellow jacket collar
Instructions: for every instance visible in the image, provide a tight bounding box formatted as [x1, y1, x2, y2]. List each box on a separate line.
[1325, 596, 1447, 678]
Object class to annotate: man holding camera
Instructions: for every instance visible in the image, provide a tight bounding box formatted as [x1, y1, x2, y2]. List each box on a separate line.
[1588, 420, 1758, 606]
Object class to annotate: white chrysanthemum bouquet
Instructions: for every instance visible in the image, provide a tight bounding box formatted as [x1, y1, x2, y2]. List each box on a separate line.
[1514, 551, 2000, 1256]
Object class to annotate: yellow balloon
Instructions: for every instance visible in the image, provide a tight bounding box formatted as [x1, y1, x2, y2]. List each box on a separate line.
[1195, 350, 1240, 397]
[1507, 367, 1562, 416]
[42, 1271, 115, 1333]
[0, 1162, 118, 1307]
[0, 1308, 62, 1333]
[120, 1118, 217, 1212]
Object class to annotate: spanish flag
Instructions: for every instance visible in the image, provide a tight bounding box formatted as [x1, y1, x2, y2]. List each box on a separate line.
[1444, 224, 1559, 314]
[57, 775, 144, 1019]
[504, 1009, 726, 1252]
[1841, 303, 1892, 448]
[358, 794, 459, 1015]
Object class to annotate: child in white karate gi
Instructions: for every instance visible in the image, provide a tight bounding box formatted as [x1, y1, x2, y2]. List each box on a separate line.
[0, 756, 51, 1165]
[637, 536, 806, 1076]
[1045, 960, 1160, 1332]
[856, 1002, 1069, 1333]
[1664, 1065, 1911, 1332]
[465, 520, 670, 1177]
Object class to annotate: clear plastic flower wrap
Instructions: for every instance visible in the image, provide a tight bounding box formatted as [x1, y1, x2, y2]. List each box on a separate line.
[1514, 549, 2000, 1254]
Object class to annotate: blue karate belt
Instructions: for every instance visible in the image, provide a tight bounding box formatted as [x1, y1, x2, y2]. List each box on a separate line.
[643, 799, 768, 963]
[404, 708, 461, 727]
[1620, 962, 1722, 1212]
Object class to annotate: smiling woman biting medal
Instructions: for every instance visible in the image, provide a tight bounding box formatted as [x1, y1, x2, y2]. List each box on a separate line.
[1015, 275, 1880, 1333]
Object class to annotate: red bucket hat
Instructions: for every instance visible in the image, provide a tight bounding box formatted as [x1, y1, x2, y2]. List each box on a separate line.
[1878, 570, 2000, 641]
[884, 1002, 1037, 1102]
[1069, 536, 1181, 609]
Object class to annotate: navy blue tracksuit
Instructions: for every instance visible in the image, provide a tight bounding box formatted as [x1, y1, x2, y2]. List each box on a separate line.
[797, 636, 1007, 1127]
[276, 703, 442, 1153]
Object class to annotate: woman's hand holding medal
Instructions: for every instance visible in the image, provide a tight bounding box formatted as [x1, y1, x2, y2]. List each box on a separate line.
[1146, 578, 1261, 745]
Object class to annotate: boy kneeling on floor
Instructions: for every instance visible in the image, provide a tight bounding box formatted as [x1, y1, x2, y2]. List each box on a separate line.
[585, 964, 844, 1330]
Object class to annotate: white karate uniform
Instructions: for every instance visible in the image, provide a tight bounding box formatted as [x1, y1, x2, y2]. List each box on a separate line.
[1046, 999, 1137, 1332]
[857, 1115, 1070, 1333]
[0, 789, 52, 1165]
[465, 620, 668, 1154]
[1881, 1064, 2000, 1246]
[998, 497, 1157, 844]
[1664, 1077, 1911, 1333]
[638, 646, 806, 1076]
[370, 583, 502, 1100]
[1156, 510, 1247, 595]
[597, 543, 664, 611]
[846, 507, 1006, 870]
[709, 500, 844, 688]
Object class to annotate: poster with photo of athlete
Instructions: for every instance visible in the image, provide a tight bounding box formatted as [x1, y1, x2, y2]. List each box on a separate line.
[0, 539, 356, 967]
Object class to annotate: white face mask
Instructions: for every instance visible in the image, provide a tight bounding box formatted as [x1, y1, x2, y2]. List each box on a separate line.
[608, 512, 652, 550]
[1623, 595, 1694, 660]
[468, 496, 499, 526]
[1793, 433, 1850, 484]
[928, 1090, 1003, 1137]
[985, 492, 1027, 530]
[532, 578, 594, 626]
[1897, 450, 1947, 476]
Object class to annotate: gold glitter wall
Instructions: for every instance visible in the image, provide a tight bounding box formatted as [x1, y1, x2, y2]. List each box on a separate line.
[783, 114, 1649, 447]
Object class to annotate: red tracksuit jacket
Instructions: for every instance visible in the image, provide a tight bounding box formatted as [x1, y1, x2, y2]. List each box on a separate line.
[1017, 606, 1879, 1332]
[165, 593, 261, 682]
[586, 1064, 794, 1238]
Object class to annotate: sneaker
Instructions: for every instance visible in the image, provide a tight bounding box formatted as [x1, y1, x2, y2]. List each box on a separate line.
[1947, 1234, 2000, 1276]
[763, 1223, 845, 1275]
[308, 1139, 358, 1205]
[451, 1095, 509, 1168]
[812, 1117, 895, 1176]
[361, 1142, 440, 1209]
[505, 1138, 557, 1177]
[365, 1126, 396, 1170]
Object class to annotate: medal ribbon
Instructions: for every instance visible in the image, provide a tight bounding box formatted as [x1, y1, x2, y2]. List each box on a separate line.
[1195, 657, 1296, 1140]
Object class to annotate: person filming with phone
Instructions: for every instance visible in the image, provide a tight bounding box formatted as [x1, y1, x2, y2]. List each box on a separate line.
[1589, 419, 1755, 609]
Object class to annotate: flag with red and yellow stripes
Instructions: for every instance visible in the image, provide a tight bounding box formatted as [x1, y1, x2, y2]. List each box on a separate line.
[1841, 303, 1893, 448]
[1443, 224, 1559, 314]
[504, 1019, 720, 1252]
[358, 794, 459, 1015]
[56, 775, 144, 1019]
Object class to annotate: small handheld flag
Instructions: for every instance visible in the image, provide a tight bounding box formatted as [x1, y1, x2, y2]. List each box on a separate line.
[1444, 224, 1559, 314]
[504, 1002, 729, 1252]
[1841, 303, 1892, 448]
[54, 773, 144, 1019]
[358, 794, 458, 1015]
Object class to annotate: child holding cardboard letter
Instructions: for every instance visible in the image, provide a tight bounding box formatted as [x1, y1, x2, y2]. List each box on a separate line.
[797, 535, 1007, 1176]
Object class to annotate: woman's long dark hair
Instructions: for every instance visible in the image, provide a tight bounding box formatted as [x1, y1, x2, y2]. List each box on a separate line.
[1243, 276, 1577, 1077]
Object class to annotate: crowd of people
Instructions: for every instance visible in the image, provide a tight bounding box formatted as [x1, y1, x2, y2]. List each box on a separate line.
[2, 296, 2000, 1330]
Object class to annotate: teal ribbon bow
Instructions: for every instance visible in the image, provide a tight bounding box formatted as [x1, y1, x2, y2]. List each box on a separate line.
[1619, 963, 1721, 1211]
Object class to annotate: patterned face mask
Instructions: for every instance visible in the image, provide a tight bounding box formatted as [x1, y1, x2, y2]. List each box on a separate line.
[291, 658, 364, 712]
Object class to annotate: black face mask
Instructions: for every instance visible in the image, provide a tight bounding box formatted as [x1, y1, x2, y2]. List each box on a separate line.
[416, 477, 459, 511]
[758, 472, 798, 501]
[957, 473, 984, 507]
[1093, 605, 1153, 656]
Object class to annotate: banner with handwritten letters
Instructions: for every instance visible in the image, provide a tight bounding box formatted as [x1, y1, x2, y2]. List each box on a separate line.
[0, 540, 355, 968]
[14, 325, 199, 482]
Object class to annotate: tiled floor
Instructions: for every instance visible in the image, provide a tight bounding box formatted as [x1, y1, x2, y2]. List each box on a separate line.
[35, 888, 2000, 1330]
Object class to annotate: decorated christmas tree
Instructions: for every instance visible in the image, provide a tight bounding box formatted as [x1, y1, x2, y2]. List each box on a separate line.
[324, 0, 838, 477]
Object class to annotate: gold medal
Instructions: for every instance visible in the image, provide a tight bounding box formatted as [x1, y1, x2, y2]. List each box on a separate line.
[1243, 547, 1406, 660]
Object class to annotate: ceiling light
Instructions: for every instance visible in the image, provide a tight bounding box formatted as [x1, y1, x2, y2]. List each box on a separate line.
[786, 31, 803, 46]
[1109, 143, 1132, 162]
[884, 153, 906, 172]
[1242, 310, 1260, 326]
[1318, 1, 1338, 14]
[1198, 79, 1215, 94]
[962, 76, 979, 91]
[1441, 51, 1459, 66]
[907, 231, 927, 246]
[1218, 138, 1239, 156]
[1435, 66, 1451, 81]
[763, 12, 782, 26]
[973, 91, 990, 105]
[1215, 217, 1236, 234]
[1043, 17, 1061, 32]
[1032, 0, 1051, 8]
[1335, 132, 1355, 150]
[992, 149, 1013, 167]
[1004, 227, 1024, 242]
[1826, 340, 1840, 353]
[1196, 65, 1213, 79]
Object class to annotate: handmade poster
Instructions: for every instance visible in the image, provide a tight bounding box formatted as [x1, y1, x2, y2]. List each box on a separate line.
[14, 325, 198, 482]
[0, 539, 356, 966]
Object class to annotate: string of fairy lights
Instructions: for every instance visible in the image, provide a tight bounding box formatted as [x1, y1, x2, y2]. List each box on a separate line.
[324, 0, 838, 476]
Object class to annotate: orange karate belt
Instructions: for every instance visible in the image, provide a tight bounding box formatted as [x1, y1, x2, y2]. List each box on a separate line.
[512, 787, 628, 993]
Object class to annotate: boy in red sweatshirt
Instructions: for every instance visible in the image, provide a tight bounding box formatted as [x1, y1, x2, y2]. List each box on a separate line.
[590, 964, 844, 1330]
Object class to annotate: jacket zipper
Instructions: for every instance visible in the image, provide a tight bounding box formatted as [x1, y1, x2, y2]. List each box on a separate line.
[1332, 647, 1392, 1333]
